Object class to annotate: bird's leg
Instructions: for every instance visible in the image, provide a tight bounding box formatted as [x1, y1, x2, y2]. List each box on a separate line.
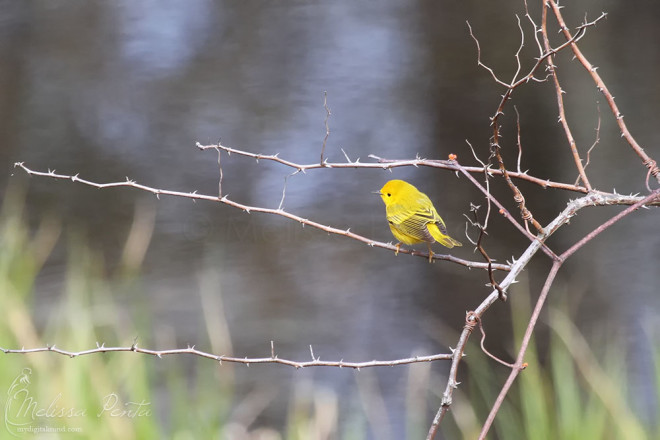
[395, 243, 401, 256]
[427, 243, 434, 263]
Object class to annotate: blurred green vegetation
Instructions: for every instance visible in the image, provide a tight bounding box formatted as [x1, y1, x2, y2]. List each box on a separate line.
[0, 184, 347, 439]
[445, 283, 660, 440]
[1, 184, 658, 439]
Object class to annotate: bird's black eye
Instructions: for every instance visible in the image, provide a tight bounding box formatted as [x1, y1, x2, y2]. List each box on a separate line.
[387, 193, 391, 197]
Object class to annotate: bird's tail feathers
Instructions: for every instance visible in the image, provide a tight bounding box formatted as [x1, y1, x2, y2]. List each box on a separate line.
[429, 223, 463, 248]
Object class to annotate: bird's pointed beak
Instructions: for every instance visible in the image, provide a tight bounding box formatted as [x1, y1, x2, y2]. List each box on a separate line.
[371, 190, 382, 195]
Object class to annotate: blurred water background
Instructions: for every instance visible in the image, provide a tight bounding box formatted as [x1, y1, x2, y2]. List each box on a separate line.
[1, 0, 659, 438]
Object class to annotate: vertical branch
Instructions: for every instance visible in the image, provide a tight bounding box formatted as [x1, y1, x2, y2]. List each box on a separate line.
[320, 91, 331, 164]
[465, 141, 493, 229]
[511, 14, 526, 83]
[427, 233, 552, 440]
[490, 137, 543, 233]
[467, 10, 606, 234]
[278, 170, 301, 211]
[478, 260, 562, 440]
[478, 188, 660, 438]
[523, 0, 544, 55]
[216, 145, 223, 197]
[547, 0, 660, 186]
[541, 2, 592, 191]
[426, 312, 478, 440]
[576, 103, 601, 185]
[514, 106, 523, 174]
[466, 23, 544, 234]
[470, 204, 506, 301]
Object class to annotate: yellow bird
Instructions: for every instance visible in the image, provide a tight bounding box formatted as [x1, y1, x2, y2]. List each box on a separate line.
[376, 179, 462, 262]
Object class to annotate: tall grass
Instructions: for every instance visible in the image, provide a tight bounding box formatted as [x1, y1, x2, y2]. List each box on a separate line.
[448, 281, 660, 440]
[0, 186, 342, 439]
[0, 185, 159, 439]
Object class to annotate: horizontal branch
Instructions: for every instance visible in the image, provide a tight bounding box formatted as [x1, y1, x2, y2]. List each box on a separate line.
[13, 162, 509, 270]
[198, 143, 588, 193]
[0, 343, 453, 370]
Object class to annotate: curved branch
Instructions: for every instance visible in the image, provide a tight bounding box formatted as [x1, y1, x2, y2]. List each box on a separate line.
[13, 162, 509, 271]
[476, 188, 660, 438]
[547, 1, 660, 186]
[427, 189, 660, 439]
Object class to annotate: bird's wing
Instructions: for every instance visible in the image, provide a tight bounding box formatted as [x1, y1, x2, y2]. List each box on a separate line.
[417, 194, 450, 234]
[386, 202, 435, 242]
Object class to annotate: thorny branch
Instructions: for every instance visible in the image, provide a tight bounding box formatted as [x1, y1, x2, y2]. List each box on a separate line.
[478, 188, 660, 439]
[427, 189, 660, 440]
[469, 203, 506, 301]
[432, 5, 660, 439]
[430, 311, 480, 429]
[546, 0, 660, 188]
[13, 162, 508, 271]
[14, 131, 660, 440]
[468, 10, 606, 235]
[477, 260, 561, 439]
[0, 342, 453, 370]
[540, 1, 592, 191]
[428, 4, 658, 439]
[200, 143, 588, 193]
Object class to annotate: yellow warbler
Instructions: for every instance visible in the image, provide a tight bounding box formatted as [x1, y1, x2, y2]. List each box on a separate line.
[376, 179, 462, 262]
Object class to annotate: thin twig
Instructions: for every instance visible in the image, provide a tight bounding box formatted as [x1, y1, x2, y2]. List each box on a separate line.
[320, 91, 331, 164]
[577, 103, 601, 184]
[278, 169, 301, 210]
[514, 107, 523, 174]
[523, 0, 544, 55]
[465, 141, 494, 230]
[453, 160, 558, 260]
[471, 204, 506, 301]
[469, 11, 605, 233]
[476, 315, 515, 368]
[216, 144, 223, 197]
